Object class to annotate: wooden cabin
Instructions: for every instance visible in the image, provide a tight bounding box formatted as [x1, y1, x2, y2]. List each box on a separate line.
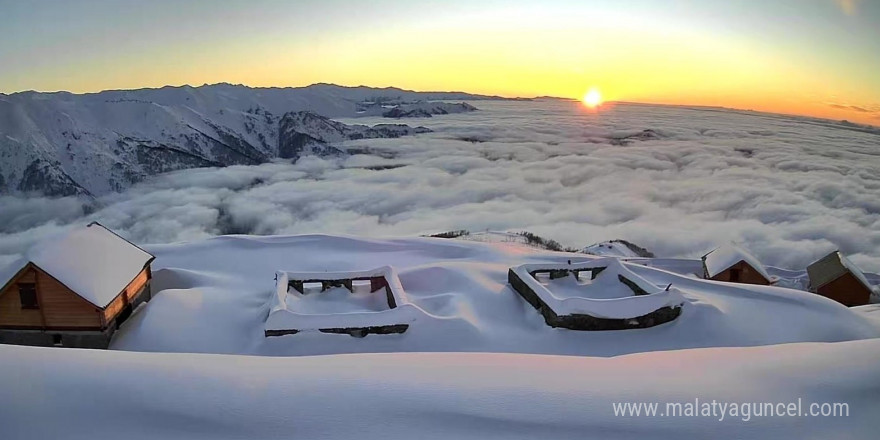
[0, 222, 154, 348]
[702, 244, 771, 286]
[807, 251, 873, 306]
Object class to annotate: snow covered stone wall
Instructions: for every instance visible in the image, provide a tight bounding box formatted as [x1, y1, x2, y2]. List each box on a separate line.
[266, 267, 422, 337]
[509, 258, 685, 330]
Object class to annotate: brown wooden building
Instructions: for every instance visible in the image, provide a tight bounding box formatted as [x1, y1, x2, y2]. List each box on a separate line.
[807, 251, 874, 307]
[0, 222, 154, 348]
[702, 244, 771, 286]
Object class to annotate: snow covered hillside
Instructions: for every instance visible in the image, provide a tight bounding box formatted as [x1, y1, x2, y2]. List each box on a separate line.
[3, 340, 879, 440]
[584, 239, 656, 258]
[3, 233, 880, 439]
[110, 234, 880, 356]
[0, 83, 489, 196]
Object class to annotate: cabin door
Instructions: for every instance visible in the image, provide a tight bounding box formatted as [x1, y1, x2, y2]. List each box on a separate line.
[729, 269, 741, 282]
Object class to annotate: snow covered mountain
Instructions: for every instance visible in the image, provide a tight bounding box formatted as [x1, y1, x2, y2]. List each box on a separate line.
[0, 83, 492, 196]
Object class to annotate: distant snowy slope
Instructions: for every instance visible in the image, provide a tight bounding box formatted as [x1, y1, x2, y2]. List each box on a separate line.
[0, 83, 492, 196]
[584, 240, 656, 258]
[2, 341, 879, 439]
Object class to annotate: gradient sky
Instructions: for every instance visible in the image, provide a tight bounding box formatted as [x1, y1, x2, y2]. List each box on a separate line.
[1, 0, 879, 124]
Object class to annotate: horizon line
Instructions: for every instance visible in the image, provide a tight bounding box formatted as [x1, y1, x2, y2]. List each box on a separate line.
[2, 81, 878, 129]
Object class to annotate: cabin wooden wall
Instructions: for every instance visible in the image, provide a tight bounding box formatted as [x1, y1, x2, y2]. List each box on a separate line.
[0, 267, 43, 327]
[0, 265, 102, 329]
[123, 267, 149, 303]
[709, 261, 770, 285]
[35, 267, 102, 329]
[102, 267, 150, 325]
[817, 273, 871, 306]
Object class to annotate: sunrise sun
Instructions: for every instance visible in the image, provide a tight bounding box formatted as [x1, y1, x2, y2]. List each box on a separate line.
[583, 88, 603, 108]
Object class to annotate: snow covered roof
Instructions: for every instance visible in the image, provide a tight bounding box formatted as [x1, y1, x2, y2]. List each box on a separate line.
[702, 244, 770, 281]
[807, 251, 873, 292]
[0, 222, 154, 308]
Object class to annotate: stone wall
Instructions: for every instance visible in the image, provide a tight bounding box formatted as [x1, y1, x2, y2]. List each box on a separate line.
[269, 272, 407, 338]
[508, 269, 682, 331]
[0, 327, 115, 349]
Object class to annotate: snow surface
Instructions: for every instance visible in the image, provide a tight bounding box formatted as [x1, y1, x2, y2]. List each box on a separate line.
[512, 258, 684, 318]
[2, 340, 880, 439]
[541, 272, 634, 300]
[703, 243, 771, 280]
[109, 234, 879, 357]
[0, 223, 152, 307]
[284, 286, 387, 313]
[4, 233, 880, 438]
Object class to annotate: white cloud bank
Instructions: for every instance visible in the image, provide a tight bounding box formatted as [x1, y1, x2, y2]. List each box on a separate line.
[1, 100, 879, 272]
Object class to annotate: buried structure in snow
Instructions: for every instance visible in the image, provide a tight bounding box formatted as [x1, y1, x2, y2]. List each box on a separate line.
[807, 251, 874, 307]
[701, 244, 772, 286]
[266, 267, 422, 338]
[508, 258, 685, 330]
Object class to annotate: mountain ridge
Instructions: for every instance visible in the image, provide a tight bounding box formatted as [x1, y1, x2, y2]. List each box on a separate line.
[0, 84, 489, 197]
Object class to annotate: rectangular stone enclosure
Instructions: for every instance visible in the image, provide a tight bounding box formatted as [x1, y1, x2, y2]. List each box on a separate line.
[266, 268, 412, 338]
[508, 265, 682, 331]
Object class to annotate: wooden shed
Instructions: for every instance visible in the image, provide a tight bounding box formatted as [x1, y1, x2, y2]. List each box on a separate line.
[0, 222, 154, 348]
[701, 244, 771, 285]
[807, 251, 873, 307]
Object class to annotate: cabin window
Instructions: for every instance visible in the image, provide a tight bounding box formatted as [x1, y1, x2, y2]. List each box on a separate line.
[18, 283, 38, 309]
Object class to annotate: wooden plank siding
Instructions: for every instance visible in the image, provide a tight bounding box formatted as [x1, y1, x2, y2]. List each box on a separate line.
[1, 263, 151, 330]
[34, 266, 103, 329]
[0, 266, 44, 327]
[101, 267, 150, 326]
[817, 272, 872, 307]
[708, 261, 770, 285]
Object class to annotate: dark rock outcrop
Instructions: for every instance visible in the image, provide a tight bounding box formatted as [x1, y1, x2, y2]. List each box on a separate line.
[278, 111, 430, 159]
[18, 159, 88, 197]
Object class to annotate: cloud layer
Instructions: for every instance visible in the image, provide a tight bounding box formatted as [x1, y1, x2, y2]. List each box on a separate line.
[2, 99, 880, 273]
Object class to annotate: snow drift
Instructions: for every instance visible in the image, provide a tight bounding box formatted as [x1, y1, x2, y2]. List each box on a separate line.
[2, 340, 879, 440]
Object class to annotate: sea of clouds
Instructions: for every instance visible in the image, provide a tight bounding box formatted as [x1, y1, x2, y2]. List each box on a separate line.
[2, 99, 879, 272]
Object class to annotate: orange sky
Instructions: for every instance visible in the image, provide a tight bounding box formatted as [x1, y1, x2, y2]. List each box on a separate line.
[1, 0, 878, 125]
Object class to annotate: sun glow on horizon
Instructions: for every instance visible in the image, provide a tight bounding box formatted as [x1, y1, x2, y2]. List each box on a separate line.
[583, 88, 603, 108]
[0, 1, 878, 125]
